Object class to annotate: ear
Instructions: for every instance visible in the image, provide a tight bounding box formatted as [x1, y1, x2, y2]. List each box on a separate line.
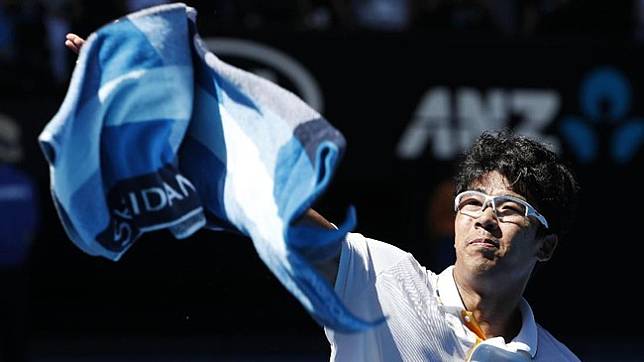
[536, 234, 558, 262]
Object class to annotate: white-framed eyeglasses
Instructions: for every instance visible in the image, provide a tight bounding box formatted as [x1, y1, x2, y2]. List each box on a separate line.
[454, 190, 549, 229]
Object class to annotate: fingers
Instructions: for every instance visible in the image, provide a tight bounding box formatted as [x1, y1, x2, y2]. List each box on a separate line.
[64, 39, 77, 53]
[65, 33, 85, 54]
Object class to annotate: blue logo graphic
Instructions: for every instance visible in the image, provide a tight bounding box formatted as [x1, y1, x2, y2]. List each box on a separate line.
[560, 67, 644, 164]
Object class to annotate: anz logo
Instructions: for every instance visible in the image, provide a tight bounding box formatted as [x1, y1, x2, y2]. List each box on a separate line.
[397, 87, 561, 160]
[560, 67, 644, 164]
[397, 67, 644, 165]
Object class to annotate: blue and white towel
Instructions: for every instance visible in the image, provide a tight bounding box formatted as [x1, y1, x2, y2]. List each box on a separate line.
[39, 3, 380, 332]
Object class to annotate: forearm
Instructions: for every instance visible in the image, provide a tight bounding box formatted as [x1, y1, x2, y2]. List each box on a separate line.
[295, 209, 341, 284]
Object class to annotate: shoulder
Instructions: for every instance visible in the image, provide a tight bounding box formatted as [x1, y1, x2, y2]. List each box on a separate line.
[535, 324, 580, 361]
[342, 232, 434, 280]
[344, 232, 412, 266]
[345, 232, 409, 258]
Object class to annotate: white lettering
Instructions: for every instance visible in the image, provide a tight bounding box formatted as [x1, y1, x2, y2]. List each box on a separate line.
[396, 87, 450, 159]
[142, 187, 167, 212]
[113, 219, 132, 246]
[113, 207, 132, 219]
[457, 88, 506, 131]
[128, 192, 140, 215]
[397, 87, 561, 160]
[164, 182, 184, 206]
[113, 196, 132, 219]
[511, 90, 561, 152]
[176, 174, 196, 196]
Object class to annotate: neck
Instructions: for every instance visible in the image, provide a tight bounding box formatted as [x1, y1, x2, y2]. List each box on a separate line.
[453, 268, 526, 341]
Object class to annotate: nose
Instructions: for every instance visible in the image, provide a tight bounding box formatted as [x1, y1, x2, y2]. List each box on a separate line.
[475, 203, 499, 230]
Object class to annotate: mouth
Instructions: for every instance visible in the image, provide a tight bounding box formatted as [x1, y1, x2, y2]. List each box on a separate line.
[468, 238, 500, 249]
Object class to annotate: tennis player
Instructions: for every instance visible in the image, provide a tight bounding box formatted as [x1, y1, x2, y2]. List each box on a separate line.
[65, 33, 580, 361]
[303, 131, 580, 361]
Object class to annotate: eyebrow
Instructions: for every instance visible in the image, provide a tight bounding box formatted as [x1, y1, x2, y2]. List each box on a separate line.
[468, 188, 527, 201]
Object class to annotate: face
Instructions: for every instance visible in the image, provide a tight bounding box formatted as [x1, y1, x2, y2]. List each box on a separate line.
[453, 171, 552, 283]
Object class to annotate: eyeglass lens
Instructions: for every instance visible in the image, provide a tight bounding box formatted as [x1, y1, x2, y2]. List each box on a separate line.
[457, 192, 527, 222]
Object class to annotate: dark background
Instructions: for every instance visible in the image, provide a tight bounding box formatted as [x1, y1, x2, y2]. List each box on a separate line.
[1, 0, 643, 360]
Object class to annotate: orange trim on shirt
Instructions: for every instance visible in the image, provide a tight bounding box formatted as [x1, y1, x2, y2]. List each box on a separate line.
[461, 310, 486, 361]
[461, 310, 487, 340]
[461, 310, 487, 361]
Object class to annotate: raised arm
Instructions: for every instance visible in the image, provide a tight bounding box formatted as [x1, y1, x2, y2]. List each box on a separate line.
[295, 209, 341, 284]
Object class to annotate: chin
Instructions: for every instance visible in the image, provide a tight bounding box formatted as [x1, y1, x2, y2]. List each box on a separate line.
[464, 255, 499, 274]
[456, 249, 501, 273]
[474, 262, 498, 274]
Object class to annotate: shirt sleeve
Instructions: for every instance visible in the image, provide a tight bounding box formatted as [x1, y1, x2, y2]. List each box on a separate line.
[333, 232, 414, 320]
[325, 233, 412, 361]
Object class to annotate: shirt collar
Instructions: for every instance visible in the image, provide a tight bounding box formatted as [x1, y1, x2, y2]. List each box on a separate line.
[437, 266, 538, 358]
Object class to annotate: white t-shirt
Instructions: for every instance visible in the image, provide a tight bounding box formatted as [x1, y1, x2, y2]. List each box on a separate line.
[324, 233, 580, 362]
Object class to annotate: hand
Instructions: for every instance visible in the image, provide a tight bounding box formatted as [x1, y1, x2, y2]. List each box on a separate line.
[65, 33, 85, 54]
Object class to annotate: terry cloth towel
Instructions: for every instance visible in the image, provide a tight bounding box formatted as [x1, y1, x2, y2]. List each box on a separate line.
[38, 3, 380, 332]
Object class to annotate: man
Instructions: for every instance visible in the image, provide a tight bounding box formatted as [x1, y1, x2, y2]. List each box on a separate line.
[304, 131, 580, 361]
[65, 33, 579, 361]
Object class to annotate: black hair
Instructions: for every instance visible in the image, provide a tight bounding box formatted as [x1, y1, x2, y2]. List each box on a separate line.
[454, 130, 579, 238]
